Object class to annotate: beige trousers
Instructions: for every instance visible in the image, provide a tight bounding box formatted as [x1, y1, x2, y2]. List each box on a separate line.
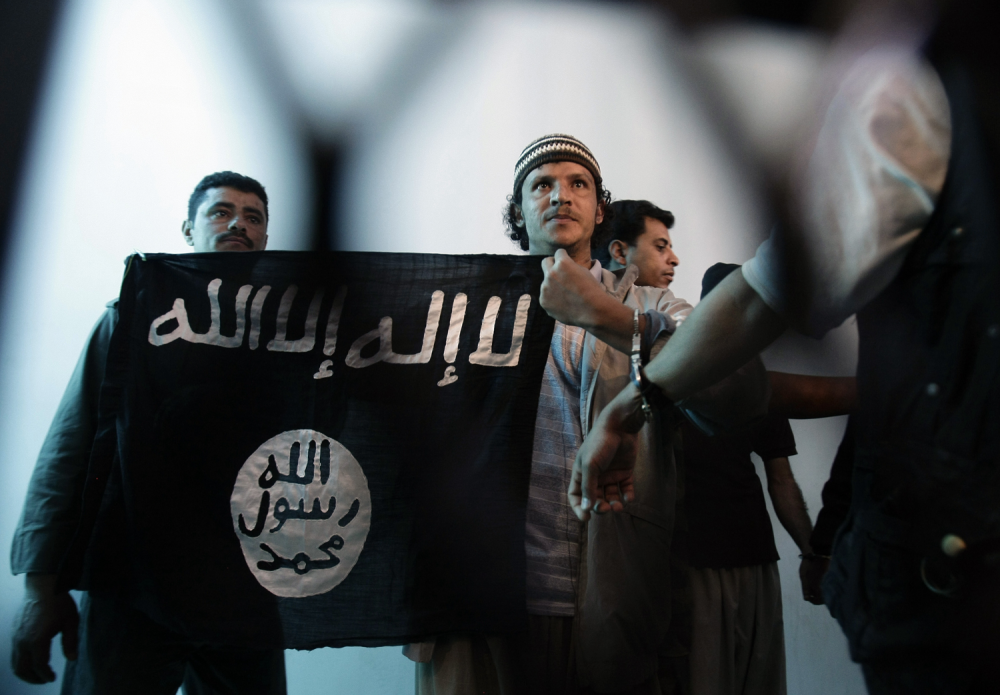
[414, 616, 569, 695]
[687, 563, 785, 695]
[414, 615, 679, 695]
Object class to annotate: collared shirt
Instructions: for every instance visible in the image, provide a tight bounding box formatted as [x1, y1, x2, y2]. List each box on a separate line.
[524, 260, 604, 616]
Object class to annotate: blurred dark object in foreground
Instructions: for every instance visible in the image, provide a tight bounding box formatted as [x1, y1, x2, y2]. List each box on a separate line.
[649, 0, 860, 32]
[0, 0, 64, 279]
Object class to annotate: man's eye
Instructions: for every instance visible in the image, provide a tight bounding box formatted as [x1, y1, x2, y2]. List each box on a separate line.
[212, 210, 227, 218]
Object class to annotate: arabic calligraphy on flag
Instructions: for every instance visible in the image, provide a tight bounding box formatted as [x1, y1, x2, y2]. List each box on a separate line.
[67, 251, 554, 649]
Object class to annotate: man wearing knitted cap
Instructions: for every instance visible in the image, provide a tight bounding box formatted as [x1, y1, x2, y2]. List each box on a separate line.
[412, 135, 769, 695]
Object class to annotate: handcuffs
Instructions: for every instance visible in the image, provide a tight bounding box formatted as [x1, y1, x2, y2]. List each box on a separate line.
[629, 309, 672, 421]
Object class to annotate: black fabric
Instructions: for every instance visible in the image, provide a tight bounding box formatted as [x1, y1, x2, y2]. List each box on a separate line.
[680, 413, 797, 569]
[809, 416, 855, 557]
[62, 593, 286, 695]
[699, 262, 740, 300]
[824, 43, 1000, 667]
[61, 251, 555, 650]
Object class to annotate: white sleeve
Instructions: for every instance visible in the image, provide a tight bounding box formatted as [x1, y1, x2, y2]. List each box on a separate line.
[743, 49, 951, 337]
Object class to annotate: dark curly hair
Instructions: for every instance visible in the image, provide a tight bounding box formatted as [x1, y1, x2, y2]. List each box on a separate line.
[187, 171, 269, 223]
[502, 177, 613, 252]
[591, 199, 675, 266]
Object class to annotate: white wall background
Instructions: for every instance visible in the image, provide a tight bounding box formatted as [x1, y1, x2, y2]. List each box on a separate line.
[1, 2, 864, 693]
[0, 0, 310, 693]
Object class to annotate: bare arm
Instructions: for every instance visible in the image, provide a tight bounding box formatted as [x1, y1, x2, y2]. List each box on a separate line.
[762, 456, 826, 605]
[539, 249, 644, 355]
[568, 271, 781, 520]
[568, 383, 646, 522]
[768, 373, 857, 419]
[645, 270, 787, 401]
[763, 457, 813, 554]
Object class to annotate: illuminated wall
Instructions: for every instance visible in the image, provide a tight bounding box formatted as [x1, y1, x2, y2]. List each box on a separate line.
[0, 2, 863, 693]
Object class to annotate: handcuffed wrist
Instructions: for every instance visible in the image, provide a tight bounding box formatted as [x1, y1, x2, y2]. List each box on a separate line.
[629, 310, 672, 420]
[799, 552, 830, 561]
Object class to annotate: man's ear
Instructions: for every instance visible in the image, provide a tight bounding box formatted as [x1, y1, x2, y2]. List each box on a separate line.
[609, 240, 629, 265]
[181, 220, 194, 247]
[512, 205, 525, 228]
[595, 202, 605, 226]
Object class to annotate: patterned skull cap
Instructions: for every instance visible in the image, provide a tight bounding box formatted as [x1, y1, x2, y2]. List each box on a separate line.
[512, 134, 602, 197]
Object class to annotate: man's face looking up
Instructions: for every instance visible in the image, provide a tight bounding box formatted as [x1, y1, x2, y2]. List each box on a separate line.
[182, 186, 269, 252]
[515, 161, 603, 262]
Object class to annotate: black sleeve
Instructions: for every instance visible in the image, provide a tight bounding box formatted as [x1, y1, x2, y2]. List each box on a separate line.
[750, 413, 797, 461]
[810, 416, 855, 556]
[10, 304, 117, 574]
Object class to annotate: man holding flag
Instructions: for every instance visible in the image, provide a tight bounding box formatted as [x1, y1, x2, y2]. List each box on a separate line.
[10, 171, 286, 694]
[414, 134, 768, 694]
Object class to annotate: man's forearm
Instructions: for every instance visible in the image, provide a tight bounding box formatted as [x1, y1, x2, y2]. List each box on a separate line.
[579, 299, 645, 356]
[772, 484, 814, 552]
[538, 251, 647, 355]
[644, 271, 787, 401]
[765, 459, 814, 553]
[769, 373, 857, 418]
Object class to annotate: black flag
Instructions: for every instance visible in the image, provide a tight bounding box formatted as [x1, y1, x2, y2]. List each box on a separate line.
[63, 252, 554, 649]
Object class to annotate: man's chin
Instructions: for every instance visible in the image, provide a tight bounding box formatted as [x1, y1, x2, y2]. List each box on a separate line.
[532, 228, 589, 253]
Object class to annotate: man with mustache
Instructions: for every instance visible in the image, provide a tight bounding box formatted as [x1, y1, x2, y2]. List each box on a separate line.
[572, 3, 1000, 692]
[412, 135, 767, 694]
[10, 171, 284, 694]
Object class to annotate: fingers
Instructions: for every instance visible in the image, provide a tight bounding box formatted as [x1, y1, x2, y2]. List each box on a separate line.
[799, 559, 828, 604]
[570, 450, 621, 521]
[618, 478, 635, 505]
[12, 636, 56, 684]
[568, 460, 590, 522]
[591, 470, 635, 515]
[604, 481, 623, 512]
[801, 583, 823, 605]
[11, 583, 78, 684]
[31, 638, 56, 683]
[541, 249, 571, 279]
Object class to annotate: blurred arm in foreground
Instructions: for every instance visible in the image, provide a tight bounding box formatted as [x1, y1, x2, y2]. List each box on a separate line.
[570, 4, 950, 518]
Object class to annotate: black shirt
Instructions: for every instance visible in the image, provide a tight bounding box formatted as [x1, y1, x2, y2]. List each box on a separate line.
[810, 416, 854, 556]
[680, 414, 797, 569]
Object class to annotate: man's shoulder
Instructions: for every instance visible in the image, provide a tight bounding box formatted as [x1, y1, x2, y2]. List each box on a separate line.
[89, 301, 119, 343]
[632, 283, 690, 314]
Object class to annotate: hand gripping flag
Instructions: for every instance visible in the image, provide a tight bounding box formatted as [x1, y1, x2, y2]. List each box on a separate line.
[60, 251, 555, 649]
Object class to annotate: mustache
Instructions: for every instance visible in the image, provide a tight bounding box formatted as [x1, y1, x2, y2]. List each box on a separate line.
[546, 208, 575, 221]
[218, 232, 253, 248]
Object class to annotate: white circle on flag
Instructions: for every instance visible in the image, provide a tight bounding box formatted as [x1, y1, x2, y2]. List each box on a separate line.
[230, 429, 371, 597]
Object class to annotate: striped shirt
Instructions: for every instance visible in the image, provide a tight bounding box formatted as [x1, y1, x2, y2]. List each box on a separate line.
[524, 262, 603, 616]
